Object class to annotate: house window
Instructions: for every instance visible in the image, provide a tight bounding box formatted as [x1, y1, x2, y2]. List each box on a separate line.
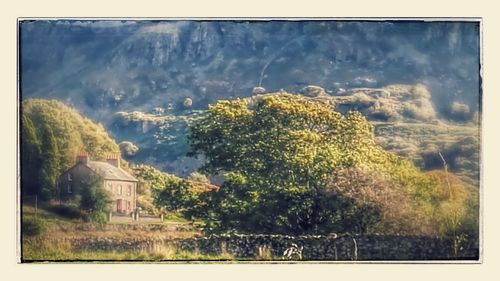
[127, 185, 131, 196]
[119, 184, 122, 195]
[68, 173, 72, 181]
[127, 201, 131, 210]
[107, 182, 112, 191]
[67, 184, 72, 194]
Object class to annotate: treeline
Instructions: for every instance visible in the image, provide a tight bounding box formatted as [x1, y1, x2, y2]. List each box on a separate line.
[21, 99, 120, 199]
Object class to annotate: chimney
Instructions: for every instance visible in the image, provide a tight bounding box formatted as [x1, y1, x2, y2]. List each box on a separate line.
[76, 150, 89, 164]
[106, 153, 120, 168]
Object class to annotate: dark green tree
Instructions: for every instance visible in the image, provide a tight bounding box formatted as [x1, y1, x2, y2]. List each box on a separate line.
[20, 115, 41, 196]
[38, 124, 60, 200]
[80, 175, 112, 223]
[154, 179, 198, 216]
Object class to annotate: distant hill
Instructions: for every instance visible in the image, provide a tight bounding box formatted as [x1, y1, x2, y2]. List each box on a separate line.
[110, 86, 479, 184]
[19, 20, 481, 183]
[20, 20, 480, 122]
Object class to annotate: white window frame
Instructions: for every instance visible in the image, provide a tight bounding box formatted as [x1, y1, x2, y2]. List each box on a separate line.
[67, 183, 72, 194]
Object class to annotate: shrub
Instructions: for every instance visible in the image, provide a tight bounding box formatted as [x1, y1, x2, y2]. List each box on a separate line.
[188, 172, 210, 183]
[412, 84, 431, 98]
[22, 217, 47, 236]
[448, 101, 472, 121]
[119, 141, 139, 156]
[325, 167, 421, 235]
[80, 175, 112, 224]
[48, 204, 82, 219]
[426, 170, 478, 238]
[301, 85, 327, 97]
[183, 98, 193, 108]
[403, 100, 436, 122]
[367, 101, 400, 121]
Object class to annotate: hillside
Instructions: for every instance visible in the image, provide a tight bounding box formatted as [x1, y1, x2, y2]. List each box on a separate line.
[19, 20, 481, 182]
[109, 85, 480, 184]
[20, 20, 480, 123]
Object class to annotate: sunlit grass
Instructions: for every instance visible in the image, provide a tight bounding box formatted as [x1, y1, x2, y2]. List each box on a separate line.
[22, 237, 234, 262]
[20, 203, 211, 262]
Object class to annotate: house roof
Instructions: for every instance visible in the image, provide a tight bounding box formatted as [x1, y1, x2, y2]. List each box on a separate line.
[85, 161, 137, 182]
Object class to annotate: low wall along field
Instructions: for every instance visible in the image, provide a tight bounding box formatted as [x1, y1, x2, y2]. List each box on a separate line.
[71, 233, 479, 261]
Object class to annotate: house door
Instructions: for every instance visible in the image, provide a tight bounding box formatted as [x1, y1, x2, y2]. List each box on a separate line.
[116, 199, 124, 213]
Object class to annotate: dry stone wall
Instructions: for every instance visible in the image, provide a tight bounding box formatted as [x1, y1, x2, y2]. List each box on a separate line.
[72, 234, 479, 261]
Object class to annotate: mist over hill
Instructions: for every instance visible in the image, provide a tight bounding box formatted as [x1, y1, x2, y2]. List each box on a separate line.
[20, 20, 480, 121]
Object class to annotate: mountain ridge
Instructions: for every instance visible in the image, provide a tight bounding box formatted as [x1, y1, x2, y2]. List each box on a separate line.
[20, 20, 480, 122]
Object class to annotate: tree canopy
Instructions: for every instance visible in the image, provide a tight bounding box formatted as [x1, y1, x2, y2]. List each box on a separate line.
[188, 93, 477, 236]
[132, 164, 203, 218]
[21, 99, 120, 199]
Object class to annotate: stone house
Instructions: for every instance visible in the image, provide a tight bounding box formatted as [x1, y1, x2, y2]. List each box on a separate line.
[58, 151, 138, 215]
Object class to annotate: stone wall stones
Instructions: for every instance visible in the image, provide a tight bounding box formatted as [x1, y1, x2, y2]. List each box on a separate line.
[70, 234, 479, 261]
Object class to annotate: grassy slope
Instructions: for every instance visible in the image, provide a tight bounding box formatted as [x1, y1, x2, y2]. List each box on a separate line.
[373, 121, 480, 184]
[21, 204, 232, 262]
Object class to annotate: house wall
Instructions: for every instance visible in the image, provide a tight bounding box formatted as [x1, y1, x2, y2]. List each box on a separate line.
[104, 180, 137, 214]
[58, 164, 95, 200]
[58, 164, 137, 215]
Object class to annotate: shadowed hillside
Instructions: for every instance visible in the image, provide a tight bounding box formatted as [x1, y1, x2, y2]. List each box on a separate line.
[20, 20, 480, 122]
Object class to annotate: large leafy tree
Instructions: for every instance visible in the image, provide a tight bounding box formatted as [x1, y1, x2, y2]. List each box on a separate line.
[188, 93, 474, 235]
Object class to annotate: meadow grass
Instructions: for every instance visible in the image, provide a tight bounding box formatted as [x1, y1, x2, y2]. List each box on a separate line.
[20, 203, 228, 262]
[22, 237, 235, 262]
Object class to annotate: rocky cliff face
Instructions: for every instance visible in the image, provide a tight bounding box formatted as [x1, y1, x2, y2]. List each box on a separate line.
[20, 20, 481, 179]
[20, 20, 480, 122]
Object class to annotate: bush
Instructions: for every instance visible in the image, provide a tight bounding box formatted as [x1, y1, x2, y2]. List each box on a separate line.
[325, 167, 417, 234]
[188, 172, 210, 183]
[448, 101, 472, 121]
[119, 141, 139, 157]
[80, 175, 112, 224]
[22, 217, 47, 236]
[183, 98, 193, 108]
[48, 204, 82, 219]
[367, 101, 400, 121]
[403, 100, 436, 122]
